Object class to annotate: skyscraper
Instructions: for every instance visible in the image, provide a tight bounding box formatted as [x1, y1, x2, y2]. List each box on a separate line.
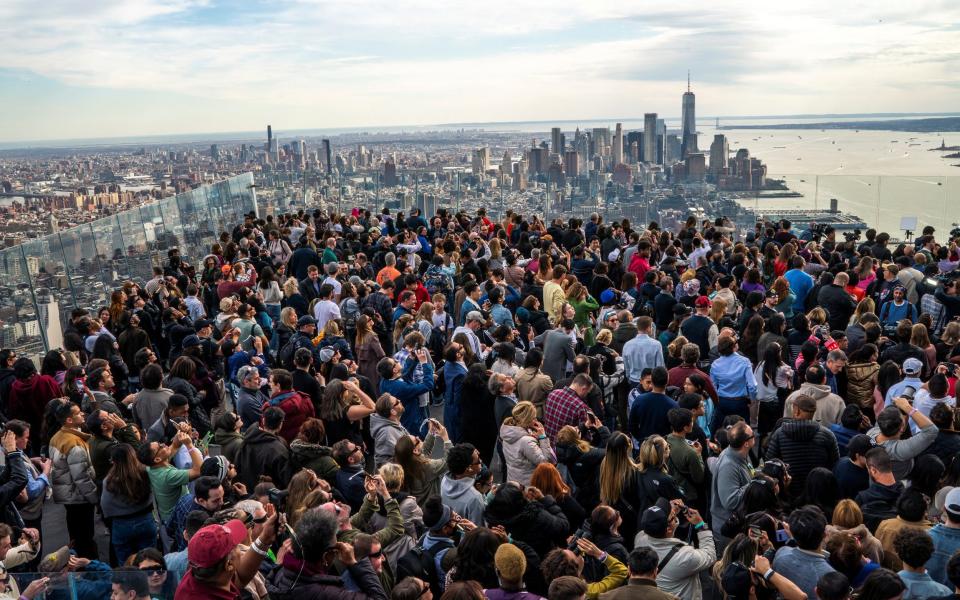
[266, 125, 272, 151]
[709, 134, 729, 178]
[612, 123, 624, 166]
[322, 139, 332, 174]
[681, 71, 697, 157]
[551, 127, 563, 155]
[643, 114, 657, 165]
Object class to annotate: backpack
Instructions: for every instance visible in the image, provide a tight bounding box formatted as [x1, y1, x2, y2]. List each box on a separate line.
[396, 538, 454, 597]
[339, 297, 359, 330]
[427, 324, 448, 362]
[277, 337, 300, 369]
[423, 267, 451, 296]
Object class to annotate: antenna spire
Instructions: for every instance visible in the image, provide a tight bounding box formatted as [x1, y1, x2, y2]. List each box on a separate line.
[687, 70, 691, 92]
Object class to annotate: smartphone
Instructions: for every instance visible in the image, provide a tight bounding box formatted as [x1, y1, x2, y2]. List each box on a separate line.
[775, 529, 789, 543]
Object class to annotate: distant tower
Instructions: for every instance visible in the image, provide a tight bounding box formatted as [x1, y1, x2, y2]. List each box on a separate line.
[322, 139, 332, 174]
[551, 127, 563, 155]
[643, 113, 657, 164]
[612, 123, 624, 166]
[681, 71, 697, 157]
[266, 125, 272, 151]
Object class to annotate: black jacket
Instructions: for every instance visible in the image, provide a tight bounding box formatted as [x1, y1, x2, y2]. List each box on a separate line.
[235, 425, 291, 490]
[855, 481, 904, 532]
[484, 496, 570, 558]
[765, 419, 840, 499]
[556, 442, 606, 511]
[818, 284, 857, 331]
[0, 449, 27, 528]
[266, 557, 387, 600]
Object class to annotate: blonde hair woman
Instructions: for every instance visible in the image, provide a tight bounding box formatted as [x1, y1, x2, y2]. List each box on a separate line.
[499, 401, 555, 485]
[709, 296, 730, 323]
[807, 307, 828, 327]
[377, 462, 424, 541]
[850, 297, 876, 326]
[829, 499, 884, 564]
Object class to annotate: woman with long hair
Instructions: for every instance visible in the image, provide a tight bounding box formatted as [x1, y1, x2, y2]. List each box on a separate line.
[566, 282, 599, 347]
[873, 360, 903, 419]
[318, 379, 375, 447]
[847, 344, 881, 420]
[101, 444, 156, 564]
[797, 467, 841, 518]
[274, 307, 298, 356]
[855, 256, 877, 292]
[754, 342, 794, 437]
[132, 548, 177, 600]
[740, 314, 766, 366]
[825, 532, 881, 589]
[936, 320, 960, 363]
[851, 298, 877, 326]
[555, 424, 610, 512]
[355, 314, 386, 394]
[599, 431, 645, 543]
[910, 323, 937, 373]
[447, 527, 503, 590]
[257, 266, 283, 340]
[40, 349, 68, 385]
[636, 434, 683, 505]
[771, 277, 796, 320]
[683, 374, 716, 437]
[108, 290, 130, 335]
[393, 314, 415, 350]
[530, 462, 586, 530]
[393, 421, 452, 506]
[786, 313, 812, 363]
[284, 468, 325, 527]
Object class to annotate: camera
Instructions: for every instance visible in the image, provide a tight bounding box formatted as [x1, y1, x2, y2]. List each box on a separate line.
[268, 488, 289, 512]
[901, 386, 917, 401]
[568, 522, 591, 554]
[842, 229, 862, 243]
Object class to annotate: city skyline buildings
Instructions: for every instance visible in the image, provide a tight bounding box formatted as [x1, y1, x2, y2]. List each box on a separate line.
[1, 2, 958, 142]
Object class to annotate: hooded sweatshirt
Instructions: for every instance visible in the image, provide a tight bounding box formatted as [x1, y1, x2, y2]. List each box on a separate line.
[440, 474, 486, 525]
[370, 413, 408, 467]
[783, 382, 846, 425]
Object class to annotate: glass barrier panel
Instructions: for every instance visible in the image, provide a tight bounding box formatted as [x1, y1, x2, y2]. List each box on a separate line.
[89, 216, 129, 287]
[117, 207, 154, 282]
[157, 193, 184, 256]
[136, 200, 170, 272]
[58, 223, 112, 315]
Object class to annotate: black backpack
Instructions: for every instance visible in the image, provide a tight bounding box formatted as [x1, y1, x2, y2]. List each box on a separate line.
[396, 538, 454, 597]
[277, 336, 301, 369]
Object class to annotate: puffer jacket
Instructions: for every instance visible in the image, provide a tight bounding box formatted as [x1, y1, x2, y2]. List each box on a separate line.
[765, 418, 840, 500]
[370, 414, 408, 467]
[846, 361, 880, 410]
[48, 428, 98, 505]
[500, 424, 556, 485]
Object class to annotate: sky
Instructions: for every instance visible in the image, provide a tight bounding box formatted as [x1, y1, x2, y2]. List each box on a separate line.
[1, 0, 959, 142]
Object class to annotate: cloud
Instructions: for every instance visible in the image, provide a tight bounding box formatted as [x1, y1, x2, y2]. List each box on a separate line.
[0, 0, 959, 139]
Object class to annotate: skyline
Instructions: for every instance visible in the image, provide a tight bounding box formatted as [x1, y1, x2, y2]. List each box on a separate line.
[2, 1, 959, 142]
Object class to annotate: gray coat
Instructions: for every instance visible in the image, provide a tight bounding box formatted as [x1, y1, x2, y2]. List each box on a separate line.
[132, 387, 173, 431]
[534, 329, 576, 385]
[48, 428, 98, 505]
[500, 424, 556, 485]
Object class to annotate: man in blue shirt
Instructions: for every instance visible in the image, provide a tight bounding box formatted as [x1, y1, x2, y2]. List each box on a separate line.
[628, 367, 678, 443]
[784, 256, 814, 313]
[623, 316, 664, 385]
[927, 488, 960, 587]
[709, 335, 757, 432]
[772, 507, 837, 600]
[895, 528, 952, 599]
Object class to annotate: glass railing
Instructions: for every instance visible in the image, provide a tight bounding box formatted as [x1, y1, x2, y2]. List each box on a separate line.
[0, 173, 257, 364]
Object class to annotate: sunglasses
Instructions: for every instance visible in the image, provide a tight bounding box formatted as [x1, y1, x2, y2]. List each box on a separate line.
[140, 567, 166, 576]
[368, 549, 384, 559]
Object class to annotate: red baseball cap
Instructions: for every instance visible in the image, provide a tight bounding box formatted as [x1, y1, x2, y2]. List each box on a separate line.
[694, 295, 712, 308]
[187, 520, 247, 568]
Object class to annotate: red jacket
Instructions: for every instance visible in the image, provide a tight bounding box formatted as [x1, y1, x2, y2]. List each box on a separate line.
[268, 390, 315, 443]
[8, 374, 62, 426]
[628, 253, 651, 281]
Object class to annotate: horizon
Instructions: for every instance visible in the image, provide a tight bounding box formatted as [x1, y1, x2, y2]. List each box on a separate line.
[1, 2, 958, 142]
[2, 111, 959, 150]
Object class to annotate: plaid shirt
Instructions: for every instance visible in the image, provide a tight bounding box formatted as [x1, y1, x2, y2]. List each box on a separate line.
[920, 293, 947, 335]
[544, 386, 588, 441]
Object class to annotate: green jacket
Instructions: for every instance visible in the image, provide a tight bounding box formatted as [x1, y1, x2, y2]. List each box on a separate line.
[665, 433, 705, 502]
[338, 493, 406, 548]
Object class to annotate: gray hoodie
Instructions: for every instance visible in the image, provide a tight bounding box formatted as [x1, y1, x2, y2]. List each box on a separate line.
[866, 422, 938, 481]
[440, 474, 486, 525]
[370, 413, 409, 467]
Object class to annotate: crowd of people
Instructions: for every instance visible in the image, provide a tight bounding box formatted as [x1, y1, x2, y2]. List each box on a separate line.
[1, 207, 960, 600]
